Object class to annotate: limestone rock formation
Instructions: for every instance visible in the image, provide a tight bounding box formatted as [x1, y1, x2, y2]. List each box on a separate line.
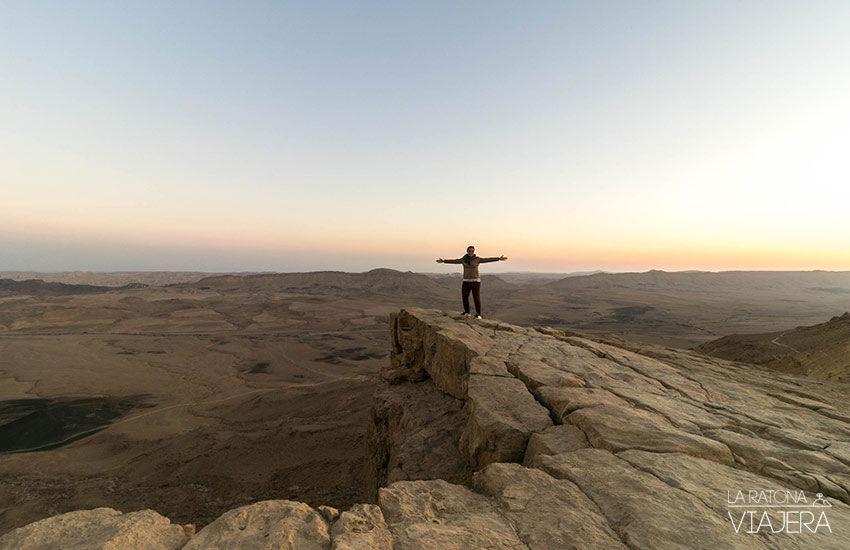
[387, 309, 552, 471]
[367, 380, 471, 495]
[0, 508, 189, 550]
[474, 462, 628, 550]
[522, 424, 589, 466]
[330, 504, 393, 550]
[459, 373, 552, 468]
[377, 308, 850, 548]
[378, 479, 527, 549]
[182, 500, 330, 550]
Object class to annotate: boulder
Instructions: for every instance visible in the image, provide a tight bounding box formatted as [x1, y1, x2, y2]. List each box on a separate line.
[331, 504, 392, 550]
[379, 479, 528, 550]
[183, 500, 330, 550]
[0, 508, 188, 550]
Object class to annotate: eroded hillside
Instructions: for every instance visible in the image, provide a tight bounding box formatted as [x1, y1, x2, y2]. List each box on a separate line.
[698, 312, 850, 382]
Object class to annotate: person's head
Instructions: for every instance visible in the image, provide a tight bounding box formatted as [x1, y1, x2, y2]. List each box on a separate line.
[466, 245, 475, 256]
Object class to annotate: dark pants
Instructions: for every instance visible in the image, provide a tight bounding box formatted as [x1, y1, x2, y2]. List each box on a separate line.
[461, 281, 481, 315]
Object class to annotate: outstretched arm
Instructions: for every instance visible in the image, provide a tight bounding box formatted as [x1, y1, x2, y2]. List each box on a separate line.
[480, 255, 508, 263]
[437, 258, 464, 264]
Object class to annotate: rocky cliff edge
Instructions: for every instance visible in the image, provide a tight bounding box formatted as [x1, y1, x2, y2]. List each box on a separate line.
[3, 308, 850, 549]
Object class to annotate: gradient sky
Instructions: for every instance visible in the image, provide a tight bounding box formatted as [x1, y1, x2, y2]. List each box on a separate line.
[2, 1, 849, 273]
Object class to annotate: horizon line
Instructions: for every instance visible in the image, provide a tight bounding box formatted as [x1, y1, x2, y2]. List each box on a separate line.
[3, 268, 850, 276]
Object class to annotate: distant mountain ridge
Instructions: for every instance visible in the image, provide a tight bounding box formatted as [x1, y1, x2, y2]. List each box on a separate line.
[0, 272, 237, 287]
[545, 269, 850, 291]
[191, 268, 450, 298]
[0, 278, 147, 297]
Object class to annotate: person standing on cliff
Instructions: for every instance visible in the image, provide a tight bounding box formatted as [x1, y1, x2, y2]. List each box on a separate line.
[436, 246, 507, 319]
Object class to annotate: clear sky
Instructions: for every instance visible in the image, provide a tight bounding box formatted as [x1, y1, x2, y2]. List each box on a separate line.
[2, 1, 849, 273]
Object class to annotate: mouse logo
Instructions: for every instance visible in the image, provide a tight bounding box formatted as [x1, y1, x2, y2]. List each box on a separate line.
[813, 494, 832, 507]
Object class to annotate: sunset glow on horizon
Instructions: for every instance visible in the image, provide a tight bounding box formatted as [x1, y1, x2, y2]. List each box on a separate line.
[2, 1, 849, 274]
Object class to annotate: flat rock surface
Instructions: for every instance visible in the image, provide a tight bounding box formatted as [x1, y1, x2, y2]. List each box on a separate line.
[522, 424, 589, 465]
[537, 449, 767, 550]
[474, 462, 627, 550]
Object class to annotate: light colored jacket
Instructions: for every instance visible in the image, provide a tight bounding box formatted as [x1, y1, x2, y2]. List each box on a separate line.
[443, 255, 500, 280]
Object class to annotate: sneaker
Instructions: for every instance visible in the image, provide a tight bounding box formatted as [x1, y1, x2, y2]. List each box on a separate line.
[462, 312, 471, 317]
[474, 314, 482, 319]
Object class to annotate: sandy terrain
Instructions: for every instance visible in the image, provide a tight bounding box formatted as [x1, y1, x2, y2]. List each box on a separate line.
[0, 285, 398, 533]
